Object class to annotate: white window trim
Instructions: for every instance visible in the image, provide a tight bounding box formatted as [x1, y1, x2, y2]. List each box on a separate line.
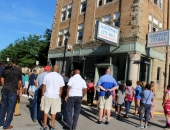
[68, 4, 72, 9]
[113, 12, 120, 20]
[104, 0, 112, 4]
[148, 23, 152, 33]
[148, 14, 152, 22]
[67, 9, 72, 19]
[97, 0, 102, 7]
[62, 6, 67, 12]
[80, 1, 87, 14]
[159, 0, 163, 9]
[102, 15, 111, 24]
[61, 11, 66, 21]
[77, 24, 84, 43]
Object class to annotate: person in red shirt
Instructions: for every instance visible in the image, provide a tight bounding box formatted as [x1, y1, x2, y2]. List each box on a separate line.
[87, 79, 95, 107]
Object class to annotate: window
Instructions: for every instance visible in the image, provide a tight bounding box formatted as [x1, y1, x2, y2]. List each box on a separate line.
[61, 11, 66, 21]
[159, 0, 163, 9]
[58, 31, 63, 46]
[98, 0, 102, 7]
[105, 0, 112, 4]
[80, 2, 86, 13]
[77, 24, 84, 42]
[153, 26, 158, 32]
[157, 67, 161, 83]
[148, 14, 152, 22]
[148, 23, 152, 33]
[63, 29, 69, 44]
[102, 15, 111, 25]
[94, 18, 100, 39]
[154, 0, 158, 5]
[113, 12, 120, 27]
[159, 22, 163, 30]
[67, 9, 72, 19]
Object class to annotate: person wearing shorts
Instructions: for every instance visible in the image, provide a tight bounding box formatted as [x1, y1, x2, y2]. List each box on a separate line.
[28, 70, 37, 98]
[41, 65, 65, 130]
[22, 72, 29, 97]
[97, 69, 118, 125]
[135, 81, 142, 115]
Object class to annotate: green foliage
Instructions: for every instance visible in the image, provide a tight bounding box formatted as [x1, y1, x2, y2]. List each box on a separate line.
[0, 29, 52, 68]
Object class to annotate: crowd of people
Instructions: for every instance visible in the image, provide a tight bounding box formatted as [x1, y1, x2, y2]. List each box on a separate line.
[0, 58, 170, 130]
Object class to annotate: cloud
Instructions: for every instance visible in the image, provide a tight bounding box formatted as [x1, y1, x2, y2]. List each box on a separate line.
[9, 30, 32, 35]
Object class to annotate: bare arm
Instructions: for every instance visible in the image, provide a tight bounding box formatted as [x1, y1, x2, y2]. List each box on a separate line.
[42, 84, 46, 96]
[18, 80, 22, 96]
[98, 86, 107, 91]
[65, 85, 71, 101]
[82, 88, 87, 98]
[60, 87, 63, 97]
[1, 78, 4, 86]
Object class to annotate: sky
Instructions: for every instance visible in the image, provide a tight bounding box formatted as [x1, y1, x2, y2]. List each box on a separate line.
[0, 0, 56, 51]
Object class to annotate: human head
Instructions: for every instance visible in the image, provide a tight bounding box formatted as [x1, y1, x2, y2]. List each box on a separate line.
[136, 81, 141, 86]
[145, 84, 151, 90]
[126, 80, 132, 86]
[11, 57, 18, 66]
[150, 81, 155, 87]
[105, 69, 111, 74]
[44, 66, 51, 72]
[33, 69, 36, 74]
[167, 85, 170, 90]
[61, 71, 65, 75]
[141, 81, 146, 87]
[91, 79, 94, 83]
[119, 83, 125, 93]
[53, 64, 59, 72]
[74, 69, 80, 75]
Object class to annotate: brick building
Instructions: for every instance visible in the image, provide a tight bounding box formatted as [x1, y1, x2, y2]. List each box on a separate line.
[48, 0, 169, 98]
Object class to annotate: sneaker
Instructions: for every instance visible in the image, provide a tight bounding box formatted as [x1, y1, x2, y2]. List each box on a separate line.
[96, 120, 102, 124]
[28, 96, 32, 98]
[51, 126, 56, 130]
[137, 124, 144, 129]
[105, 121, 109, 125]
[144, 124, 148, 128]
[22, 94, 25, 97]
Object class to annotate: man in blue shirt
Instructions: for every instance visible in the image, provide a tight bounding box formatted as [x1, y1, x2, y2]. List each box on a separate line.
[32, 66, 51, 123]
[97, 69, 118, 125]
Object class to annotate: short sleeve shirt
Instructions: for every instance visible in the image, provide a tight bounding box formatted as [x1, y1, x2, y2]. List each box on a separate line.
[97, 74, 117, 96]
[141, 90, 154, 104]
[67, 74, 87, 96]
[135, 86, 142, 99]
[36, 72, 47, 89]
[43, 72, 65, 98]
[29, 73, 36, 85]
[1, 66, 22, 92]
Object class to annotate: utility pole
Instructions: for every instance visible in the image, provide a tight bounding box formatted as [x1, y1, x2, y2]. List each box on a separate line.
[165, 0, 170, 90]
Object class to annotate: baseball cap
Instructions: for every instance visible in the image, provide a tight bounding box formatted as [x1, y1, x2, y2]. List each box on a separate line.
[44, 66, 51, 71]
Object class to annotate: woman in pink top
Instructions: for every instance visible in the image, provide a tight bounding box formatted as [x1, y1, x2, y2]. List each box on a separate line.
[87, 79, 95, 107]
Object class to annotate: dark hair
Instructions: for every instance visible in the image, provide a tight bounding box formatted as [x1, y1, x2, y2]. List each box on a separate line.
[91, 79, 94, 82]
[145, 84, 151, 90]
[11, 57, 18, 64]
[61, 71, 65, 74]
[136, 81, 141, 86]
[119, 83, 125, 94]
[167, 85, 170, 90]
[150, 81, 155, 84]
[33, 69, 36, 72]
[126, 80, 132, 86]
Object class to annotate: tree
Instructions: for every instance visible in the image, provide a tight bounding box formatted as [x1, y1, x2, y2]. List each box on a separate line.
[0, 29, 52, 68]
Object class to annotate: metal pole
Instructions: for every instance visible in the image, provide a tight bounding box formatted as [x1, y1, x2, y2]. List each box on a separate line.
[165, 0, 170, 90]
[61, 39, 68, 72]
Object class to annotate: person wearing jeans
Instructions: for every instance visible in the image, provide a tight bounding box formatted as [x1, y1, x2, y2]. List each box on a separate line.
[124, 80, 135, 118]
[0, 57, 22, 129]
[138, 84, 154, 129]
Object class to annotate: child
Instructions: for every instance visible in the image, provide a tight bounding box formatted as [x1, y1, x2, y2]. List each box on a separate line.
[135, 81, 142, 115]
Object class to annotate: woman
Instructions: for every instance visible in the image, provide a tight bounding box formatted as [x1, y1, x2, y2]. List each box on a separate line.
[163, 85, 170, 129]
[124, 80, 135, 118]
[138, 84, 154, 129]
[150, 81, 156, 119]
[135, 81, 142, 115]
[117, 83, 126, 119]
[87, 79, 95, 107]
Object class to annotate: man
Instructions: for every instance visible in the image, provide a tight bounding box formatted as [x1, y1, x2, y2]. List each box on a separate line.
[63, 69, 87, 130]
[0, 62, 4, 104]
[32, 66, 51, 123]
[60, 71, 69, 121]
[28, 69, 37, 98]
[41, 65, 64, 130]
[22, 70, 29, 97]
[0, 57, 22, 129]
[97, 69, 118, 125]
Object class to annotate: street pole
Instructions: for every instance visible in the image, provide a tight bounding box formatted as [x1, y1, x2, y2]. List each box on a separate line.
[61, 38, 68, 72]
[165, 0, 170, 91]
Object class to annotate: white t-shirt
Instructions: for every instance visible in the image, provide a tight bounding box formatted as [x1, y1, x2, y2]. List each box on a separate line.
[67, 74, 87, 96]
[43, 72, 65, 98]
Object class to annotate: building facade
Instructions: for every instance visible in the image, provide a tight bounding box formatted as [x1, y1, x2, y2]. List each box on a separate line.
[48, 0, 169, 98]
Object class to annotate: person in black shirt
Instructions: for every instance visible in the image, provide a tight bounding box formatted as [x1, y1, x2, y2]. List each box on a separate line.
[0, 57, 22, 129]
[0, 62, 4, 104]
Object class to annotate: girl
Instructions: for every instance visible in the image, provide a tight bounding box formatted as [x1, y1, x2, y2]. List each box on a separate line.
[135, 81, 142, 115]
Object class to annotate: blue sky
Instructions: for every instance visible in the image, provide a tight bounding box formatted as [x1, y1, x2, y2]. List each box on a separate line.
[0, 0, 56, 51]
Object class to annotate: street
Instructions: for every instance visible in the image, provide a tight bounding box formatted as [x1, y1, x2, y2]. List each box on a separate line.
[5, 97, 166, 130]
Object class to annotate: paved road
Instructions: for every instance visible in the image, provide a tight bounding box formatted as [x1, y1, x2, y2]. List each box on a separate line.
[3, 97, 166, 130]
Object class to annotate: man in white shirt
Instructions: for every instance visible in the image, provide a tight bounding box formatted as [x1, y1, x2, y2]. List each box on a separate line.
[63, 69, 87, 130]
[41, 65, 65, 130]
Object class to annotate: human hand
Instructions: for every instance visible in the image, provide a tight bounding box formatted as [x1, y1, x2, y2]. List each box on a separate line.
[65, 96, 68, 102]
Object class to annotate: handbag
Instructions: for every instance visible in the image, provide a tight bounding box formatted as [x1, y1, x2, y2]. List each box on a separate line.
[138, 91, 151, 114]
[105, 90, 111, 99]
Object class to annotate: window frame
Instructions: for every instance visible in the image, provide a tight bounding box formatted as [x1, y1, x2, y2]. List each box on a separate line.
[104, 0, 113, 4]
[102, 15, 111, 25]
[80, 1, 87, 14]
[67, 9, 72, 19]
[157, 67, 161, 83]
[61, 11, 66, 21]
[97, 0, 102, 7]
[77, 24, 84, 43]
